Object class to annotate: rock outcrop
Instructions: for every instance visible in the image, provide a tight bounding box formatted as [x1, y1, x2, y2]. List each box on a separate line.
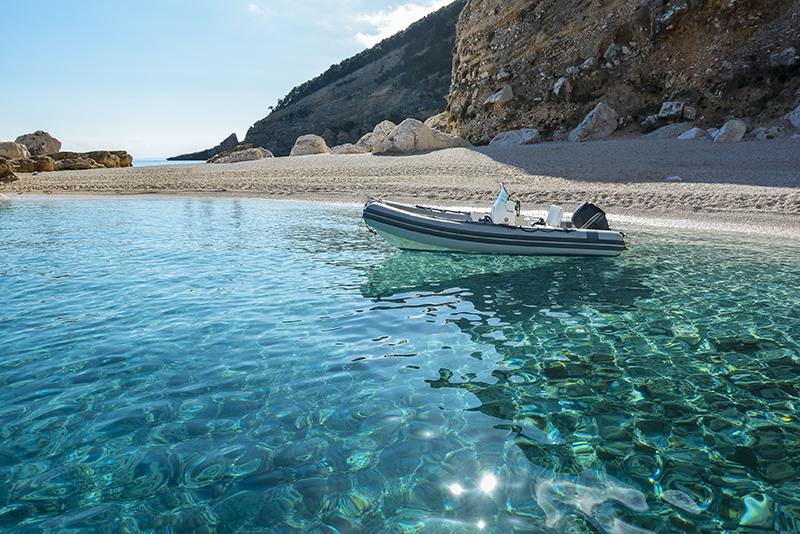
[168, 133, 239, 161]
[4, 150, 134, 173]
[441, 0, 799, 143]
[15, 131, 61, 156]
[243, 0, 467, 156]
[0, 142, 31, 159]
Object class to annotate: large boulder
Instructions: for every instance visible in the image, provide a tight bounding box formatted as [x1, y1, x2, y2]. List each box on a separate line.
[15, 131, 61, 156]
[568, 102, 618, 142]
[677, 127, 709, 140]
[0, 157, 18, 182]
[211, 147, 272, 164]
[791, 104, 800, 129]
[53, 158, 105, 171]
[355, 120, 397, 152]
[714, 119, 746, 143]
[53, 151, 81, 160]
[10, 158, 37, 173]
[490, 128, 542, 146]
[374, 118, 471, 155]
[0, 142, 31, 159]
[290, 135, 331, 156]
[110, 151, 133, 167]
[646, 122, 694, 139]
[331, 143, 368, 155]
[83, 151, 121, 168]
[207, 144, 253, 163]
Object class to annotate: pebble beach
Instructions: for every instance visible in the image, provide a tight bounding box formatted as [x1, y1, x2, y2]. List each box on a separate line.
[3, 138, 800, 238]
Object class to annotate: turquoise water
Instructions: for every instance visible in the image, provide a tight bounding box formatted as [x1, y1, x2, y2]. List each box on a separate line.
[1, 196, 799, 534]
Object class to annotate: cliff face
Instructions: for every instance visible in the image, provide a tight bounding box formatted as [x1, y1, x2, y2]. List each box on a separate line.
[244, 0, 467, 156]
[444, 0, 800, 141]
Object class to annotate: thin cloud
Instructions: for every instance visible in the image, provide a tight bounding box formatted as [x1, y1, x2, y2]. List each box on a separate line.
[355, 1, 455, 48]
[248, 4, 262, 15]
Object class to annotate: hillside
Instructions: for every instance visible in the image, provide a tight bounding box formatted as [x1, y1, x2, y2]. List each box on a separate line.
[242, 0, 467, 156]
[441, 0, 799, 142]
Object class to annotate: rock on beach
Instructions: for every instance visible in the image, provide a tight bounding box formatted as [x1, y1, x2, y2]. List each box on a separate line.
[569, 102, 618, 142]
[290, 135, 331, 156]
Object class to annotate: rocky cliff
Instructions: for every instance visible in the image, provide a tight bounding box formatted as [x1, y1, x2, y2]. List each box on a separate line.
[442, 0, 800, 142]
[243, 0, 467, 156]
[168, 133, 239, 161]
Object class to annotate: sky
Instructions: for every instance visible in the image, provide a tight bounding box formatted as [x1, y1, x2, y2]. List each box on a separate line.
[2, 0, 457, 158]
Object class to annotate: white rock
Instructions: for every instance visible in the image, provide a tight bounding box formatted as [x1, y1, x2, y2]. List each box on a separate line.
[579, 58, 597, 71]
[568, 102, 619, 142]
[0, 142, 31, 159]
[754, 126, 784, 141]
[355, 120, 397, 152]
[770, 47, 797, 67]
[374, 118, 471, 155]
[677, 127, 709, 140]
[373, 120, 397, 136]
[791, 104, 800, 129]
[212, 147, 272, 163]
[714, 119, 746, 143]
[553, 77, 572, 101]
[331, 143, 368, 155]
[658, 102, 685, 121]
[290, 134, 331, 156]
[707, 128, 720, 139]
[484, 84, 514, 105]
[490, 128, 542, 146]
[666, 175, 683, 181]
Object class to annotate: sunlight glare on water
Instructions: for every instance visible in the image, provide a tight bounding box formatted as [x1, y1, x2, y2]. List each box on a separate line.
[1, 196, 799, 533]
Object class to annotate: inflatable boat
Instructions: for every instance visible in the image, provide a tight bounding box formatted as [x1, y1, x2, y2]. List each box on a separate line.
[362, 184, 630, 257]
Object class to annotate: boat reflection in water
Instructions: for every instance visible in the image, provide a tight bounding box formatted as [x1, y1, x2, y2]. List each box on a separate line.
[359, 251, 696, 533]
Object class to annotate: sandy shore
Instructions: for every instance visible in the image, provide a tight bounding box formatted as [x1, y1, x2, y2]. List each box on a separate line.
[3, 138, 799, 238]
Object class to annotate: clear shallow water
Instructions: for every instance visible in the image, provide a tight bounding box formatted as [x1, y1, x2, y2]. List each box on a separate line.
[1, 196, 799, 534]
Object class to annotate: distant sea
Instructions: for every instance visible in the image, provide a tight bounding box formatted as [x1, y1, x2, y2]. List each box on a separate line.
[132, 158, 204, 167]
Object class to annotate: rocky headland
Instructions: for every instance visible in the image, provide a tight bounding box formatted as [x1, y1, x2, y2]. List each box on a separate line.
[0, 130, 132, 183]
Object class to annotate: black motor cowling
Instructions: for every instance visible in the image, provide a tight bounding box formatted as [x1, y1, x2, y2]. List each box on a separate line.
[571, 202, 610, 230]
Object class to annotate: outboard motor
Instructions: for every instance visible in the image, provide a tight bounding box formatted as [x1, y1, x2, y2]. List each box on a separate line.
[490, 183, 520, 226]
[571, 202, 610, 230]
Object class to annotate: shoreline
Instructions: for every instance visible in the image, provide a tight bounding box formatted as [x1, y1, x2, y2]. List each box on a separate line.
[3, 138, 799, 239]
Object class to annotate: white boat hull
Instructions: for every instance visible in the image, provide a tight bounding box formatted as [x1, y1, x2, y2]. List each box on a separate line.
[363, 199, 628, 257]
